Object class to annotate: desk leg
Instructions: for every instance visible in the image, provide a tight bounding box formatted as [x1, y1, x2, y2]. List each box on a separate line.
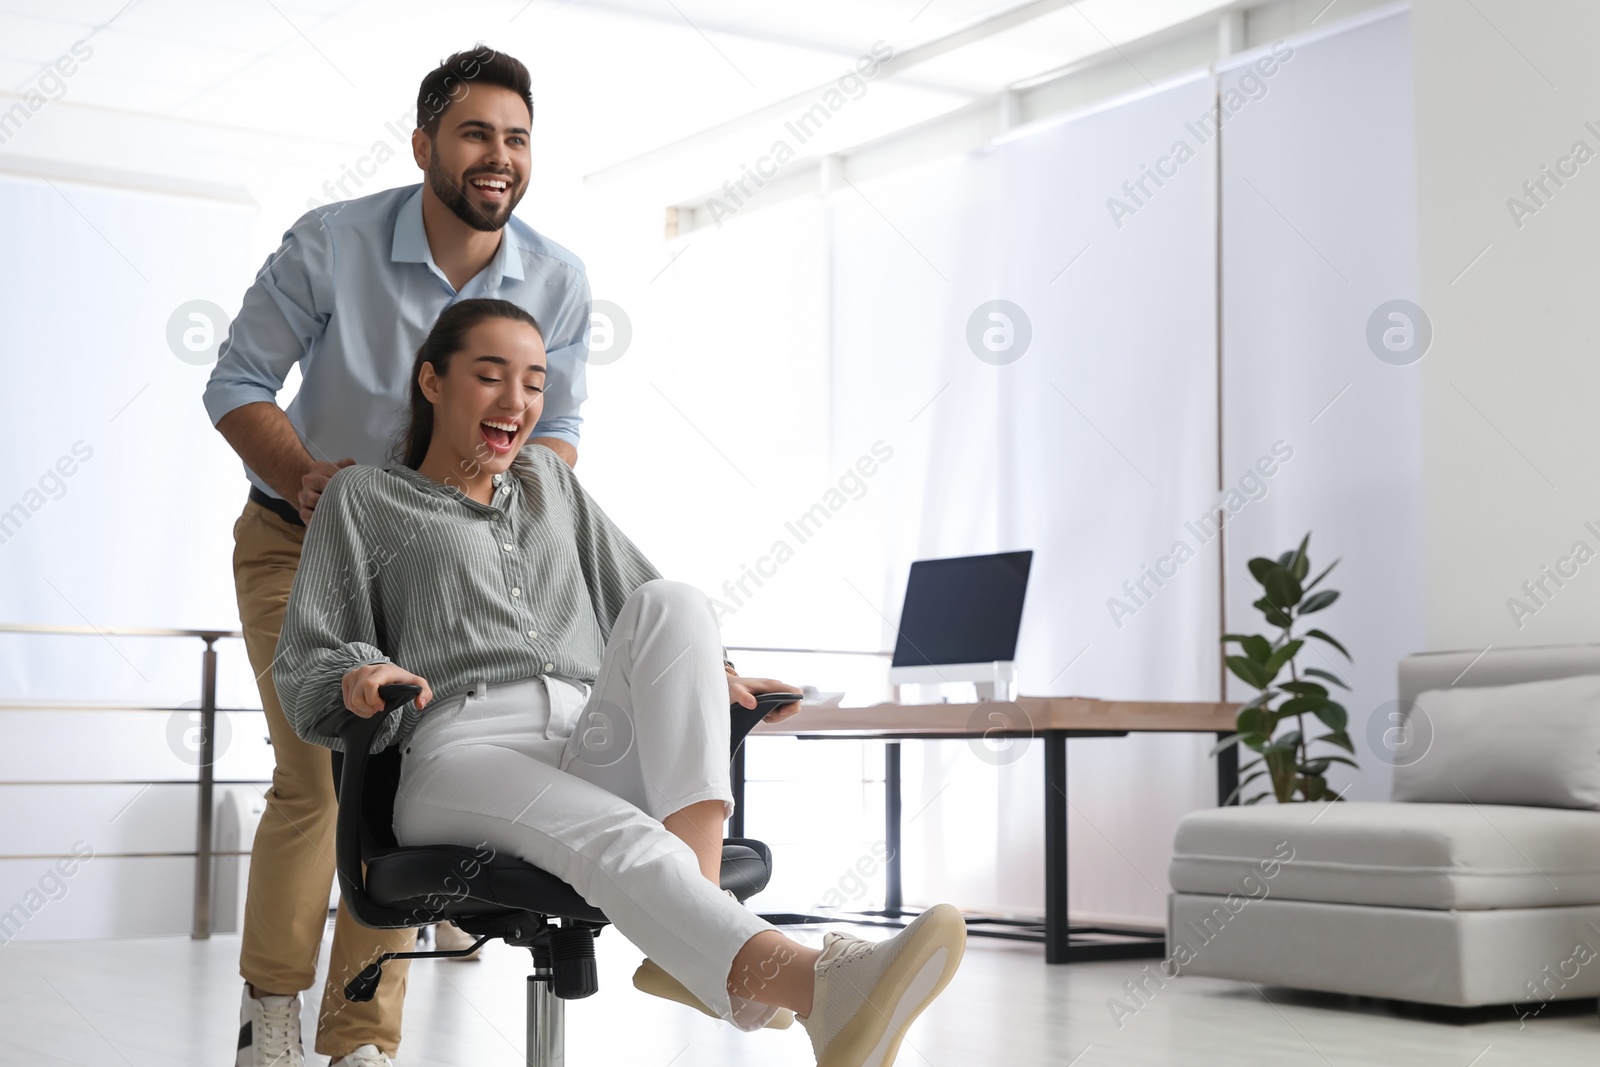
[730, 743, 746, 839]
[1216, 731, 1239, 807]
[884, 742, 903, 916]
[1044, 730, 1069, 964]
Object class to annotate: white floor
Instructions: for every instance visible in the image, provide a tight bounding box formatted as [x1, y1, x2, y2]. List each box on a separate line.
[0, 921, 1595, 1066]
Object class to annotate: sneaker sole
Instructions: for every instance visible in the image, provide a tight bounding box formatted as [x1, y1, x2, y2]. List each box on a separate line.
[819, 903, 967, 1067]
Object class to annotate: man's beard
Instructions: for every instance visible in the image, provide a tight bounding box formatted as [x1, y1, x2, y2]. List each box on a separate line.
[427, 155, 523, 232]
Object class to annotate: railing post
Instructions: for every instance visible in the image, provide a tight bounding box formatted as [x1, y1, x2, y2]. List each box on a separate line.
[192, 635, 219, 940]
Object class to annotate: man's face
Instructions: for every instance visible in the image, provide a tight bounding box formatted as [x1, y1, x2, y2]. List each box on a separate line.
[418, 85, 532, 232]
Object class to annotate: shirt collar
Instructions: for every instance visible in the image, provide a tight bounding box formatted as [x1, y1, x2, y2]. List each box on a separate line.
[388, 464, 515, 513]
[391, 186, 527, 289]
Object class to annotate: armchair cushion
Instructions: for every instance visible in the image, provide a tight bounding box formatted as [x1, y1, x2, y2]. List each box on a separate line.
[1170, 801, 1600, 910]
[1392, 673, 1600, 810]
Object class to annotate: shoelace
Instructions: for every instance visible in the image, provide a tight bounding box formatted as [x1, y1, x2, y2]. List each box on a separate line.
[254, 999, 297, 1063]
[821, 934, 875, 973]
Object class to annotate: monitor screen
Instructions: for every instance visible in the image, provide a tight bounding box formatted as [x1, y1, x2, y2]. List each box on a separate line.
[890, 550, 1033, 668]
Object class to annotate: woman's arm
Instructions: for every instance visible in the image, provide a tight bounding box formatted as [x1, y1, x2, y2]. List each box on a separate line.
[273, 467, 397, 752]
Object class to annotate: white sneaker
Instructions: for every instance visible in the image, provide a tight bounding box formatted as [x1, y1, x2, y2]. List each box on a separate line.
[433, 920, 483, 960]
[329, 1045, 392, 1067]
[235, 984, 305, 1067]
[797, 904, 967, 1067]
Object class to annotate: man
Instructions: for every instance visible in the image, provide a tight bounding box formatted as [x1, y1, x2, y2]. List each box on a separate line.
[204, 47, 590, 1067]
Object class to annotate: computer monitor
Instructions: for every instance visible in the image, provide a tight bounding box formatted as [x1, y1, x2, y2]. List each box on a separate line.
[887, 550, 1033, 700]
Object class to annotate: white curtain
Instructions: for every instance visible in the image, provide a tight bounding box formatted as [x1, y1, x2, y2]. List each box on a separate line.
[0, 174, 266, 938]
[1219, 9, 1424, 802]
[828, 71, 1221, 923]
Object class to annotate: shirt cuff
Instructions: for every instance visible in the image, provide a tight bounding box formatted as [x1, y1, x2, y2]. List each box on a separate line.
[202, 379, 281, 428]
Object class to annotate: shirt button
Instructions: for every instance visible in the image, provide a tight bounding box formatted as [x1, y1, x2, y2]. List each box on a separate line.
[503, 543, 514, 552]
[512, 587, 522, 597]
[527, 629, 539, 639]
[544, 662, 554, 672]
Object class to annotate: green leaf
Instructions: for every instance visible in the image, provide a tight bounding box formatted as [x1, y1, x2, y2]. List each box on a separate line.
[1224, 769, 1269, 805]
[1244, 793, 1269, 805]
[1241, 634, 1273, 665]
[1303, 667, 1349, 689]
[1278, 695, 1328, 718]
[1226, 655, 1269, 689]
[1305, 629, 1352, 660]
[1239, 757, 1262, 771]
[1303, 558, 1340, 594]
[1236, 705, 1266, 738]
[1313, 701, 1348, 731]
[1279, 680, 1329, 699]
[1253, 596, 1293, 629]
[1210, 732, 1245, 756]
[1240, 690, 1276, 711]
[1286, 533, 1310, 581]
[1299, 758, 1333, 776]
[1300, 589, 1340, 613]
[1315, 730, 1356, 754]
[1263, 639, 1304, 678]
[1247, 557, 1278, 585]
[1301, 774, 1329, 801]
[1265, 730, 1302, 754]
[1318, 755, 1361, 770]
[1261, 565, 1302, 610]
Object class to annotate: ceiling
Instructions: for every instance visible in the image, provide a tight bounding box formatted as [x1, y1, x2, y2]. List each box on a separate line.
[0, 0, 1237, 198]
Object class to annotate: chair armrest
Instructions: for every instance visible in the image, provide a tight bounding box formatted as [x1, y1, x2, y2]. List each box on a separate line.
[332, 684, 420, 925]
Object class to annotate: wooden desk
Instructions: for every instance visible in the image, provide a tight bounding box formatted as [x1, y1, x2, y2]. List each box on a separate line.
[733, 696, 1239, 964]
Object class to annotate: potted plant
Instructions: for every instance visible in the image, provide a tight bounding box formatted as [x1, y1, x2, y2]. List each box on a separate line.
[1216, 533, 1357, 803]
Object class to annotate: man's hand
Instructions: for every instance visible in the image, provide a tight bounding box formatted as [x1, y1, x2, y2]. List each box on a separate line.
[727, 668, 804, 724]
[341, 662, 433, 718]
[299, 457, 356, 522]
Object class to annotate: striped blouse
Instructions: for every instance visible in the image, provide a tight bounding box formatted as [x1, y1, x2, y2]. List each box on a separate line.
[274, 446, 661, 753]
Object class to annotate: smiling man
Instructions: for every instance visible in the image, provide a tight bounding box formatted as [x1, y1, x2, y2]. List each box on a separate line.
[203, 47, 591, 1067]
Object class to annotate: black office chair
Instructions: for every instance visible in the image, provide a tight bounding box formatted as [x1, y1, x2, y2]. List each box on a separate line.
[330, 683, 785, 1066]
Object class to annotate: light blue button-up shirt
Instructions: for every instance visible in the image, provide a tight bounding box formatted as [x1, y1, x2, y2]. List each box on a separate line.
[204, 184, 590, 499]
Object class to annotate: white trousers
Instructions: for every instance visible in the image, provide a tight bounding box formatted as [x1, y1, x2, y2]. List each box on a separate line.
[393, 580, 779, 1029]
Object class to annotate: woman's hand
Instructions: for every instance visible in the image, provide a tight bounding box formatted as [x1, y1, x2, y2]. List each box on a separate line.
[342, 662, 433, 718]
[727, 668, 804, 724]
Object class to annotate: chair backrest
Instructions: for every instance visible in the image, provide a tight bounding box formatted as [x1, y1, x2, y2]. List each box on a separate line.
[1398, 643, 1600, 704]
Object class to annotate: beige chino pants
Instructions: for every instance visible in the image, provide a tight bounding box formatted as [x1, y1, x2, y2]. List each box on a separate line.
[232, 499, 417, 1060]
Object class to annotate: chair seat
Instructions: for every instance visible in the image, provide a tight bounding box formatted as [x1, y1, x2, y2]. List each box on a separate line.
[366, 838, 773, 924]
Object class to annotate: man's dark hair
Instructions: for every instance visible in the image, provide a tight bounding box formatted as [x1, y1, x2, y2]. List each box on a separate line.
[416, 47, 533, 136]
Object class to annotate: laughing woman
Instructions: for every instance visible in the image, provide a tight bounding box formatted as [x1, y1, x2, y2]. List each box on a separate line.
[273, 298, 966, 1066]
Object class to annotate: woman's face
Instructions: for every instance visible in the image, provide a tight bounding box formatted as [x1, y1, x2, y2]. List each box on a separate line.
[420, 316, 547, 477]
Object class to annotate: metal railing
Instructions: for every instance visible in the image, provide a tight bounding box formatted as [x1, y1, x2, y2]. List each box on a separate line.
[0, 622, 254, 939]
[0, 626, 894, 941]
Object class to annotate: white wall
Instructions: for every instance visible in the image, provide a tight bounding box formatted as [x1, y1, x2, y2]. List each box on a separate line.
[1413, 0, 1600, 652]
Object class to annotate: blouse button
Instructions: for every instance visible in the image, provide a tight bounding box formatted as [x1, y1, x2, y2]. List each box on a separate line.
[503, 543, 514, 552]
[544, 662, 554, 672]
[527, 629, 539, 639]
[512, 587, 522, 597]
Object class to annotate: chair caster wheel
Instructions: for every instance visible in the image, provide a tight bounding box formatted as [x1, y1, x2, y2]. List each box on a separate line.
[345, 962, 383, 1002]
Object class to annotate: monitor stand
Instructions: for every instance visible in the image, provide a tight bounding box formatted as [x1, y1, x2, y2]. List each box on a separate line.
[887, 660, 1017, 702]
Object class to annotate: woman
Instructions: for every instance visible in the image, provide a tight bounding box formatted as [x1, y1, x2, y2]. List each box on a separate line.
[275, 298, 966, 1066]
